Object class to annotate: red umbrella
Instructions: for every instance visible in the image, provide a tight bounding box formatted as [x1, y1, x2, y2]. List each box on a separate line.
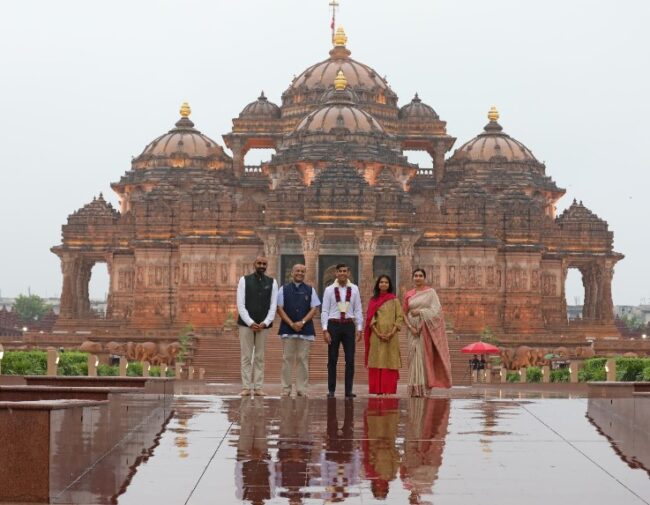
[461, 341, 500, 354]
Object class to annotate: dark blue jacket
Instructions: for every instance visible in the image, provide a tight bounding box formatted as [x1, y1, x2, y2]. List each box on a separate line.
[278, 282, 315, 336]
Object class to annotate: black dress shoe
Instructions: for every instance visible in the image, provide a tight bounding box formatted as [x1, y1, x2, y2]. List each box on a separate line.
[327, 392, 335, 398]
[345, 393, 356, 398]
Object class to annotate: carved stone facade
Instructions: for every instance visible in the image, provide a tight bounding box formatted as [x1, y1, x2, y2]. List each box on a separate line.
[51, 31, 622, 340]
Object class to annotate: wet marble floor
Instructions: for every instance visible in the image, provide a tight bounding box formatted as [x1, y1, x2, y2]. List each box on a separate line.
[48, 386, 649, 505]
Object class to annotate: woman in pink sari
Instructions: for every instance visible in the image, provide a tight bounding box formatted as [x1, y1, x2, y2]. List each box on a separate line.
[403, 268, 452, 396]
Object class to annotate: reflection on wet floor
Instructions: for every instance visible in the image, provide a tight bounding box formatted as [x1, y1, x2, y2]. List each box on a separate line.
[107, 392, 650, 505]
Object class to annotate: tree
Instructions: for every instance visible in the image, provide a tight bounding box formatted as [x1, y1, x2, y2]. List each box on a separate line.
[13, 294, 51, 322]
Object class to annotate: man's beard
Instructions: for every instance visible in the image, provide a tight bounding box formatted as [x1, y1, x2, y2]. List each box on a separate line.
[256, 267, 266, 276]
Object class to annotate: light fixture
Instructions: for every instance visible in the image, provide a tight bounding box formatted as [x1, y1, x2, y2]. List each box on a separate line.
[55, 356, 60, 365]
[605, 364, 609, 373]
[22, 326, 28, 332]
[125, 362, 129, 369]
[95, 358, 99, 367]
[643, 334, 647, 340]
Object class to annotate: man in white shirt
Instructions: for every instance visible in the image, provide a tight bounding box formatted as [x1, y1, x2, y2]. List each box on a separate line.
[236, 256, 278, 397]
[320, 263, 363, 398]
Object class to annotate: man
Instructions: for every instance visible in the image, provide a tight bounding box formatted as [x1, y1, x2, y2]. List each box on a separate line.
[277, 264, 320, 397]
[321, 263, 363, 398]
[236, 256, 278, 396]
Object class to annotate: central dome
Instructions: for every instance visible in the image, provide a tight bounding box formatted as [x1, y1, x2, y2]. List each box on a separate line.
[281, 27, 398, 120]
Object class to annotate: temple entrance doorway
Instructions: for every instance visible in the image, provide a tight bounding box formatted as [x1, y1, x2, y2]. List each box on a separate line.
[318, 255, 358, 297]
[565, 267, 585, 321]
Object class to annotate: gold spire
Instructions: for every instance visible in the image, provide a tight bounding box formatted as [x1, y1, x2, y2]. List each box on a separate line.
[180, 102, 191, 118]
[333, 26, 347, 47]
[487, 105, 499, 122]
[334, 70, 347, 90]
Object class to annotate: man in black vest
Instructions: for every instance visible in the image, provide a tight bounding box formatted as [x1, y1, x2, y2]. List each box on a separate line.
[277, 264, 321, 397]
[236, 256, 278, 397]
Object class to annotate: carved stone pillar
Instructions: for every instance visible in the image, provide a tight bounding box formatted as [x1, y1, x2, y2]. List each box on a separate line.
[433, 146, 446, 184]
[596, 262, 614, 323]
[356, 229, 382, 304]
[581, 263, 598, 321]
[230, 137, 246, 177]
[59, 254, 79, 319]
[397, 236, 415, 299]
[262, 234, 280, 280]
[298, 228, 321, 289]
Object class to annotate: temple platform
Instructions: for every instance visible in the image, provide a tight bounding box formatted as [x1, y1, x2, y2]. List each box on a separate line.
[0, 382, 646, 504]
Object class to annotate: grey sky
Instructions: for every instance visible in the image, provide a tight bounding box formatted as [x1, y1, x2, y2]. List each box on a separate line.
[0, 0, 648, 305]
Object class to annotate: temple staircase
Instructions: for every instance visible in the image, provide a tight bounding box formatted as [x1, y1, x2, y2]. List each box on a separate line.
[190, 318, 474, 386]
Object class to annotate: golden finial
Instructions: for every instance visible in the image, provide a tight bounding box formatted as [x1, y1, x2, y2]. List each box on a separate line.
[487, 105, 499, 122]
[180, 102, 191, 118]
[333, 26, 347, 47]
[334, 70, 347, 91]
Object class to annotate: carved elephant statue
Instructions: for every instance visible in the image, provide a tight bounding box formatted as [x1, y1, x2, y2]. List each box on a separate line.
[530, 348, 548, 367]
[135, 342, 158, 363]
[157, 342, 181, 365]
[575, 346, 595, 359]
[79, 341, 103, 354]
[105, 341, 126, 356]
[510, 346, 534, 370]
[500, 348, 515, 370]
[125, 342, 137, 361]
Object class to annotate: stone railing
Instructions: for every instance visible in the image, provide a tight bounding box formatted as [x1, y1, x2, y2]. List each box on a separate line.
[243, 165, 262, 174]
[417, 168, 434, 176]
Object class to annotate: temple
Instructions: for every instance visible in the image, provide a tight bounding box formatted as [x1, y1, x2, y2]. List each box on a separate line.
[52, 27, 623, 344]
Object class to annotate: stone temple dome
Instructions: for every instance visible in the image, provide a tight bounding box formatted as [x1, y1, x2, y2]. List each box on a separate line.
[450, 106, 538, 163]
[238, 91, 281, 119]
[132, 103, 231, 170]
[399, 93, 439, 120]
[293, 71, 384, 135]
[282, 27, 397, 110]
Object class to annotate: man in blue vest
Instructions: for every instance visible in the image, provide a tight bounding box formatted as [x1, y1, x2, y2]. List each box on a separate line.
[277, 264, 321, 397]
[236, 256, 278, 397]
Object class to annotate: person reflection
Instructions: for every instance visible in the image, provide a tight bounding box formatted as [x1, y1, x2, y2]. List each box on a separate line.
[276, 396, 312, 504]
[363, 397, 400, 499]
[401, 398, 451, 504]
[321, 398, 361, 502]
[236, 396, 274, 504]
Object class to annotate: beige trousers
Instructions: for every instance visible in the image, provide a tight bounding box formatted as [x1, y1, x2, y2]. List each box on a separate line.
[239, 326, 269, 390]
[281, 337, 311, 394]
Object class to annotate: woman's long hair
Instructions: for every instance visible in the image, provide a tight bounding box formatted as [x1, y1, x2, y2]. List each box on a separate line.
[373, 275, 394, 299]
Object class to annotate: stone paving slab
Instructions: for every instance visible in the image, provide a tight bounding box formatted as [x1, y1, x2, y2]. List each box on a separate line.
[35, 385, 649, 505]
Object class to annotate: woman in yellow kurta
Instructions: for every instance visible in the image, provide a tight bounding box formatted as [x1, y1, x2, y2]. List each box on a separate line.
[364, 275, 404, 395]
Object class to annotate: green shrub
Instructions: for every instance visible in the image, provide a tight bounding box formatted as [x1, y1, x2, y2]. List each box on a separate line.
[98, 364, 119, 376]
[127, 362, 143, 377]
[149, 366, 175, 378]
[526, 367, 543, 383]
[57, 352, 88, 376]
[1, 351, 47, 375]
[579, 358, 606, 382]
[551, 368, 570, 383]
[641, 366, 650, 381]
[506, 371, 520, 383]
[615, 358, 650, 381]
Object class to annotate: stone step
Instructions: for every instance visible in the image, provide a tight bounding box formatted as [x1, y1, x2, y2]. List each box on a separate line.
[191, 319, 474, 386]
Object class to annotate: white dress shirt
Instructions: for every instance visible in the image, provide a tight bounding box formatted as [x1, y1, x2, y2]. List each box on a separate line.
[320, 282, 363, 331]
[236, 275, 279, 327]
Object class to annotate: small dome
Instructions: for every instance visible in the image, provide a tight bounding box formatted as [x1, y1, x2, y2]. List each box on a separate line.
[398, 93, 439, 120]
[451, 107, 537, 163]
[133, 103, 231, 170]
[239, 91, 280, 119]
[295, 102, 384, 135]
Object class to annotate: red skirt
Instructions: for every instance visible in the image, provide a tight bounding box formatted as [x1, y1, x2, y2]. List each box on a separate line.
[368, 368, 399, 394]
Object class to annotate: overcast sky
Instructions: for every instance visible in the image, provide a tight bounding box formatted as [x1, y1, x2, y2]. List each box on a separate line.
[0, 0, 648, 305]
